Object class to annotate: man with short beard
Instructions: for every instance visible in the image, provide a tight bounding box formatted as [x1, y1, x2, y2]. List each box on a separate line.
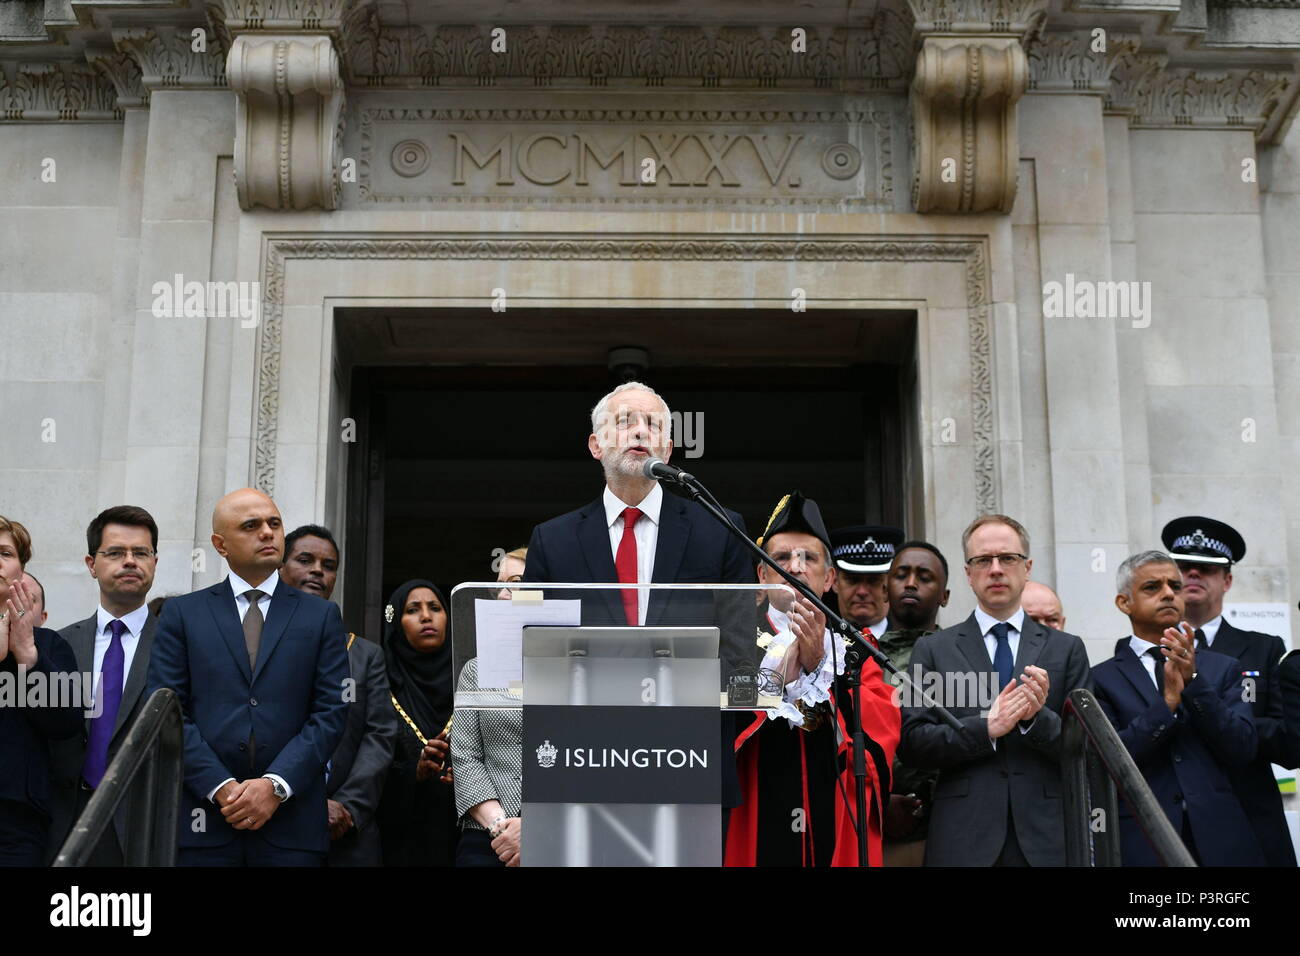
[48, 506, 162, 865]
[1092, 551, 1263, 866]
[521, 381, 755, 830]
[280, 524, 398, 866]
[878, 540, 949, 865]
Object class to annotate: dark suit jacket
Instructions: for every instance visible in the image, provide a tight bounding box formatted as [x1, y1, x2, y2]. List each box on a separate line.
[46, 610, 157, 862]
[1279, 649, 1300, 769]
[522, 491, 757, 806]
[0, 627, 82, 825]
[326, 633, 398, 866]
[145, 577, 349, 855]
[900, 612, 1092, 866]
[1092, 644, 1265, 866]
[1205, 620, 1294, 866]
[1110, 621, 1295, 865]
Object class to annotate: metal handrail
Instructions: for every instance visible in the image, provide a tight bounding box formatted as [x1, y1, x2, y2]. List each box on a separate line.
[1062, 688, 1196, 867]
[53, 688, 184, 867]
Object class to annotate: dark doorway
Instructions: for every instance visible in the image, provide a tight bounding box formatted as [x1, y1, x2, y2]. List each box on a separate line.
[337, 308, 915, 638]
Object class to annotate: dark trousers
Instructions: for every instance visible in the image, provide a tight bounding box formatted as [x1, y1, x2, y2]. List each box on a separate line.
[177, 833, 325, 867]
[455, 827, 505, 867]
[0, 800, 48, 867]
[994, 810, 1030, 867]
[70, 785, 125, 866]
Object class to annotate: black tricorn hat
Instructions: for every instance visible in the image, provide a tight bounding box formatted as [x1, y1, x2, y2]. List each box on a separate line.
[1161, 515, 1246, 566]
[830, 525, 906, 573]
[757, 491, 832, 555]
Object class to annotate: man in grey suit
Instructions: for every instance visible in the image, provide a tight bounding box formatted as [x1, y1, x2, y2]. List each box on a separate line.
[47, 506, 161, 865]
[280, 524, 397, 866]
[901, 514, 1092, 866]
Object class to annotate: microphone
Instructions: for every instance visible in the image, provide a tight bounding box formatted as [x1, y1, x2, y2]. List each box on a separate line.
[641, 457, 695, 484]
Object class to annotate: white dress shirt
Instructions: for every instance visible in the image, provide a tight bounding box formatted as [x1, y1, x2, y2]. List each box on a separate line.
[209, 569, 291, 802]
[229, 568, 277, 626]
[1128, 634, 1163, 689]
[973, 605, 1032, 741]
[603, 483, 662, 626]
[91, 603, 150, 710]
[974, 605, 1026, 665]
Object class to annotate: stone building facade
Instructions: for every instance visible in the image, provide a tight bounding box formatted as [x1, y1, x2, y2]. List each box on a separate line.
[2, 0, 1300, 664]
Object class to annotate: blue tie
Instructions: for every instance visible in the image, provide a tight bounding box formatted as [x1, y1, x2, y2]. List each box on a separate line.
[991, 621, 1014, 690]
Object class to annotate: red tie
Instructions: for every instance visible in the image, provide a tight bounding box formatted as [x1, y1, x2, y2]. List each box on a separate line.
[615, 506, 642, 625]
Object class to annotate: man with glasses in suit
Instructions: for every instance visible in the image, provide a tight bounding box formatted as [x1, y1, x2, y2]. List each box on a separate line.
[47, 506, 161, 865]
[900, 514, 1091, 866]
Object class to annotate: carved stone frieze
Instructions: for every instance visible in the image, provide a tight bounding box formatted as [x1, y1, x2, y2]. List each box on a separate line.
[0, 60, 120, 120]
[1131, 67, 1292, 131]
[339, 17, 915, 88]
[112, 26, 228, 89]
[906, 0, 1049, 36]
[84, 49, 149, 109]
[1026, 30, 1140, 93]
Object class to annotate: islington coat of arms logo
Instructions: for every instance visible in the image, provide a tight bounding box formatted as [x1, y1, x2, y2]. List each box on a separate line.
[536, 739, 558, 768]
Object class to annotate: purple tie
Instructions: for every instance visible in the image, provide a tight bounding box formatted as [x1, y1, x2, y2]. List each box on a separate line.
[83, 619, 126, 788]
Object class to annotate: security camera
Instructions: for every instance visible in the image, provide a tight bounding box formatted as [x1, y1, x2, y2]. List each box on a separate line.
[608, 346, 651, 382]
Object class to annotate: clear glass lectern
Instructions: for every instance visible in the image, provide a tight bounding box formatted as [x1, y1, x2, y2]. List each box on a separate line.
[450, 582, 789, 866]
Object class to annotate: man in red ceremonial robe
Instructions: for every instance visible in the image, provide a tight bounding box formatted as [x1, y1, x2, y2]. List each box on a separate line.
[725, 492, 900, 866]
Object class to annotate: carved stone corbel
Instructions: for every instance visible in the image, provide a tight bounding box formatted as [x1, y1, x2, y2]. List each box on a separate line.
[226, 32, 344, 210]
[903, 0, 1046, 213]
[911, 36, 1027, 213]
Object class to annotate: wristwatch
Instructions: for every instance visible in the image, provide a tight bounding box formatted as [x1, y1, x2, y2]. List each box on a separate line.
[268, 777, 289, 802]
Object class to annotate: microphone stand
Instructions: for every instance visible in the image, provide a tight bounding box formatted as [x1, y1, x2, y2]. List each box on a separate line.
[654, 468, 962, 867]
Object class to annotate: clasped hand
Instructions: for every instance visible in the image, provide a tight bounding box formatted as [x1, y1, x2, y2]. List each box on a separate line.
[987, 665, 1050, 738]
[216, 778, 280, 830]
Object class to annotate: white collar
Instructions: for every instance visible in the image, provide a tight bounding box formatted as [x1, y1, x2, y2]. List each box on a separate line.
[603, 482, 663, 529]
[1199, 614, 1224, 644]
[95, 602, 150, 638]
[974, 605, 1026, 637]
[229, 568, 279, 599]
[1128, 633, 1159, 657]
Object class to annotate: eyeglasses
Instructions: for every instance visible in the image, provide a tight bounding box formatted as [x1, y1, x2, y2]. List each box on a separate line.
[965, 552, 1027, 570]
[770, 549, 825, 569]
[96, 548, 156, 562]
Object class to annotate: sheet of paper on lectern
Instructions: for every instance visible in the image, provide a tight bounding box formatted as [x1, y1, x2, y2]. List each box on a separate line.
[474, 598, 582, 689]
